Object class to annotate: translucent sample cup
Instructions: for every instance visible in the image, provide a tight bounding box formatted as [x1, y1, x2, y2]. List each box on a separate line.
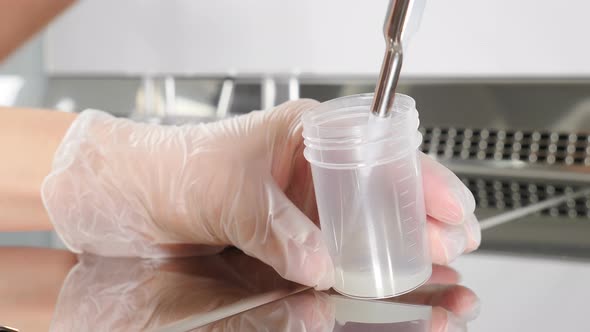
[302, 93, 431, 299]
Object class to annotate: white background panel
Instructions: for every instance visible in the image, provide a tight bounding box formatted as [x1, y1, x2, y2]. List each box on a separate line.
[45, 0, 590, 78]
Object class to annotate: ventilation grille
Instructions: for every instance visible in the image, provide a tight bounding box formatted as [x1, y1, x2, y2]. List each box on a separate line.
[417, 126, 590, 219]
[460, 177, 590, 219]
[419, 127, 590, 166]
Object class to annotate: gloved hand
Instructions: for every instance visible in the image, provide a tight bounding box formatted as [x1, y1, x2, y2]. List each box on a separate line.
[42, 100, 480, 290]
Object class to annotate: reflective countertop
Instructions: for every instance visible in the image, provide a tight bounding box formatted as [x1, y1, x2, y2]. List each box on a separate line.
[3, 247, 589, 332]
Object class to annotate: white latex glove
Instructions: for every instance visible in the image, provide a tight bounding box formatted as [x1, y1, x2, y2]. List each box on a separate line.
[42, 100, 480, 290]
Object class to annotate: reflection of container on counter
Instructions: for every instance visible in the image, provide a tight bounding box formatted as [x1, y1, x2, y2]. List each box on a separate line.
[331, 294, 431, 331]
[302, 93, 431, 299]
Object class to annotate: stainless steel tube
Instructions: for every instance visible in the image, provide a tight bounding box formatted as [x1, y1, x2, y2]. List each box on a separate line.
[371, 0, 412, 118]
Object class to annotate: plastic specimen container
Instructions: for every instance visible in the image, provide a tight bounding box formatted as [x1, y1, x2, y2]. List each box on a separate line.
[302, 93, 431, 299]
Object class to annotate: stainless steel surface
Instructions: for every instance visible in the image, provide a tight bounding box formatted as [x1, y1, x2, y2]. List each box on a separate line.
[193, 253, 590, 332]
[370, 0, 411, 118]
[444, 160, 590, 184]
[152, 287, 310, 332]
[4, 247, 590, 332]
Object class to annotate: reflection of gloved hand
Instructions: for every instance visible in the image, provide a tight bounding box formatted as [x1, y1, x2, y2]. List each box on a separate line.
[42, 100, 480, 290]
[200, 291, 335, 332]
[50, 251, 301, 331]
[200, 264, 480, 332]
[391, 265, 480, 332]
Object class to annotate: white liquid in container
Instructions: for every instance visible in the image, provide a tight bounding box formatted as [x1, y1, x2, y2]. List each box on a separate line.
[334, 267, 431, 299]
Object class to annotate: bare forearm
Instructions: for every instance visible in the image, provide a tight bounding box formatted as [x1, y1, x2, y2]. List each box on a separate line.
[0, 108, 76, 231]
[0, 0, 76, 62]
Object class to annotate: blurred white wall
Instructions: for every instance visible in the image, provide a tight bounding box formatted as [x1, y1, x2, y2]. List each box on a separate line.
[45, 0, 590, 79]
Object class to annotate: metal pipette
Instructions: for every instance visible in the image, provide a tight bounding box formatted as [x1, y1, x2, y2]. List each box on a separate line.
[371, 0, 413, 118]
